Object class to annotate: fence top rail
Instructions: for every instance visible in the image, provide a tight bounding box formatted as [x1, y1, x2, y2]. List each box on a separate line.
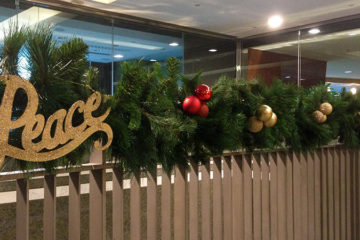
[0, 163, 115, 181]
[0, 143, 344, 181]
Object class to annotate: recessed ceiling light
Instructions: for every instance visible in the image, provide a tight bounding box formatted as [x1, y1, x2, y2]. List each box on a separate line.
[345, 70, 352, 74]
[208, 48, 218, 52]
[169, 42, 179, 47]
[308, 28, 320, 35]
[92, 0, 116, 4]
[114, 54, 123, 58]
[150, 59, 157, 62]
[267, 15, 283, 28]
[350, 87, 357, 95]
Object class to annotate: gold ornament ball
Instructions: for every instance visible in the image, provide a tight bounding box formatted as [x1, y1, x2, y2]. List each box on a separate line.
[319, 102, 333, 115]
[320, 114, 327, 123]
[256, 105, 273, 122]
[264, 113, 277, 127]
[312, 110, 325, 123]
[248, 116, 264, 133]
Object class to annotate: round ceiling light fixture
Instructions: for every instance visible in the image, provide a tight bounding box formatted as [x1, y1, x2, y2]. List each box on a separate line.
[169, 42, 179, 47]
[267, 15, 283, 28]
[208, 48, 218, 52]
[350, 87, 357, 95]
[308, 28, 320, 35]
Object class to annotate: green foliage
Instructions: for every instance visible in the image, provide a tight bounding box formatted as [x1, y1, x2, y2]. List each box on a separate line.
[0, 22, 27, 75]
[2, 26, 360, 174]
[0, 25, 99, 172]
[295, 85, 336, 149]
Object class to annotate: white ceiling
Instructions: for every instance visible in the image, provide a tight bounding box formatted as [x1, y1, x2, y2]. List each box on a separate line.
[60, 0, 360, 37]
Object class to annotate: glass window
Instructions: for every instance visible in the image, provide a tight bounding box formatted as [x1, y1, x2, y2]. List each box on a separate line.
[241, 33, 301, 86]
[1, 1, 235, 94]
[299, 28, 360, 93]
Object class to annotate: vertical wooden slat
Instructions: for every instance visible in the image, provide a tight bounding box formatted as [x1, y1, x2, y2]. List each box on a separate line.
[212, 157, 222, 240]
[16, 179, 29, 240]
[269, 152, 278, 240]
[253, 153, 261, 240]
[327, 148, 335, 240]
[232, 155, 243, 240]
[261, 153, 270, 240]
[243, 154, 253, 240]
[188, 162, 199, 240]
[201, 162, 211, 240]
[161, 170, 171, 240]
[277, 152, 286, 240]
[357, 149, 360, 239]
[339, 148, 346, 240]
[307, 152, 315, 240]
[113, 168, 123, 240]
[351, 150, 358, 240]
[321, 148, 328, 240]
[292, 152, 302, 240]
[314, 149, 322, 240]
[333, 147, 340, 240]
[286, 152, 294, 240]
[301, 152, 308, 240]
[345, 149, 352, 240]
[223, 156, 232, 240]
[130, 173, 141, 240]
[146, 172, 157, 240]
[44, 174, 56, 240]
[89, 169, 106, 240]
[174, 165, 186, 240]
[69, 172, 80, 240]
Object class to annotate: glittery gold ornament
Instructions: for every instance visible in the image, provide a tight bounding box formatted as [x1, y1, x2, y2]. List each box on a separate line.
[321, 114, 327, 123]
[0, 75, 113, 168]
[312, 110, 326, 123]
[256, 105, 273, 122]
[319, 102, 333, 115]
[248, 116, 264, 133]
[264, 113, 277, 127]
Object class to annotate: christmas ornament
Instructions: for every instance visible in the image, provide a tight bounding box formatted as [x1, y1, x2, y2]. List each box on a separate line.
[195, 84, 212, 101]
[312, 110, 326, 123]
[264, 113, 277, 127]
[256, 105, 273, 122]
[320, 114, 327, 123]
[319, 102, 333, 115]
[182, 96, 201, 114]
[0, 75, 113, 168]
[248, 116, 264, 133]
[197, 103, 209, 117]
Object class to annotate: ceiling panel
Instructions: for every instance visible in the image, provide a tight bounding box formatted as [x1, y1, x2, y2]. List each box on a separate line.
[57, 0, 360, 37]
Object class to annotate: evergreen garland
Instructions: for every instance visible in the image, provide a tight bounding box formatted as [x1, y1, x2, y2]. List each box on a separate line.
[1, 26, 360, 174]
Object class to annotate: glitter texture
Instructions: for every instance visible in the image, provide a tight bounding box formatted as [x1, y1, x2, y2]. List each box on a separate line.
[0, 75, 113, 167]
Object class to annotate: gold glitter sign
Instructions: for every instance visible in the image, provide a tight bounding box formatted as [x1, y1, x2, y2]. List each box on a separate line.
[0, 75, 113, 167]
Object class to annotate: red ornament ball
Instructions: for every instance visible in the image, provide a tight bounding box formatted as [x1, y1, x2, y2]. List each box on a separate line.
[182, 96, 201, 114]
[195, 84, 212, 101]
[198, 103, 209, 117]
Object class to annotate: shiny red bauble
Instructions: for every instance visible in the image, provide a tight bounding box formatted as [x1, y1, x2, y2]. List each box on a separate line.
[182, 96, 201, 114]
[195, 84, 212, 101]
[197, 103, 209, 117]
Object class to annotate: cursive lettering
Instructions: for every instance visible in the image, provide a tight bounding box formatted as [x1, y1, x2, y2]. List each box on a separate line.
[0, 75, 113, 167]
